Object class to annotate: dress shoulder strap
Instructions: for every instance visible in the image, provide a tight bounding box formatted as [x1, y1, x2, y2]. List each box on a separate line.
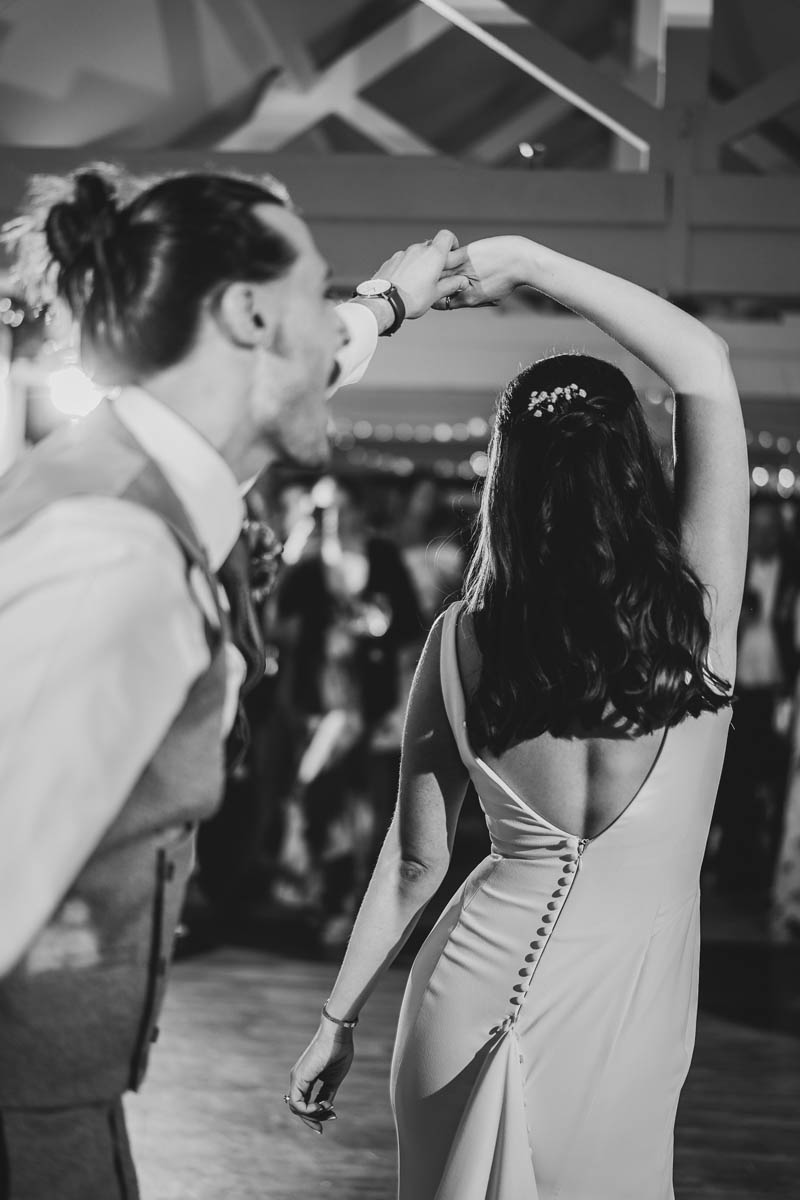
[439, 600, 472, 760]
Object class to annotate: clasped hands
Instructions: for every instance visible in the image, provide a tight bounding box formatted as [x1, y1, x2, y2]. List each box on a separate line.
[368, 231, 532, 325]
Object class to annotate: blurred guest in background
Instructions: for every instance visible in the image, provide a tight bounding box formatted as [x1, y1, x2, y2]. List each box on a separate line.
[770, 497, 800, 939]
[274, 475, 422, 948]
[397, 475, 469, 626]
[773, 695, 800, 941]
[714, 493, 799, 900]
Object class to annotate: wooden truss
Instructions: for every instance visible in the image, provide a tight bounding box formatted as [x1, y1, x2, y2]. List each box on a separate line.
[0, 0, 798, 298]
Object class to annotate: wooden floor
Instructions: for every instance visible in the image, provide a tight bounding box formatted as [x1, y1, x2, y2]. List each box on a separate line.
[126, 919, 800, 1200]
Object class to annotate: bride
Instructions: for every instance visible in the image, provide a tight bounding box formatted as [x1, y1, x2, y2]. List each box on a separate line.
[286, 235, 746, 1199]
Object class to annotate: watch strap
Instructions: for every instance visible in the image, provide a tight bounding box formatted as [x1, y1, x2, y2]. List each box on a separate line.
[380, 284, 406, 337]
[352, 282, 406, 337]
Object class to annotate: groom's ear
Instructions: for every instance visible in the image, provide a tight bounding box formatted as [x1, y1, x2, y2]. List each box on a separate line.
[214, 281, 277, 348]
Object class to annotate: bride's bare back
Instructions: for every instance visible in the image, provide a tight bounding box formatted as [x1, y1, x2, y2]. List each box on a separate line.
[456, 607, 673, 840]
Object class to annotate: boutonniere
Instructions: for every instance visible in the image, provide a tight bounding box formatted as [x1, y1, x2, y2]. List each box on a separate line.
[243, 518, 284, 604]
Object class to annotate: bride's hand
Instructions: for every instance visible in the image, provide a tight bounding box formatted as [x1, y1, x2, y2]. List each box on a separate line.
[286, 1024, 355, 1133]
[436, 236, 533, 309]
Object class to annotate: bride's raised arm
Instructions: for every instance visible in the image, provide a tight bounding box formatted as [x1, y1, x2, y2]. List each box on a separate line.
[444, 236, 748, 665]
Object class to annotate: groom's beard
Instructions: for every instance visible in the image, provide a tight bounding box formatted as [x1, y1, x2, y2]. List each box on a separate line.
[326, 359, 343, 396]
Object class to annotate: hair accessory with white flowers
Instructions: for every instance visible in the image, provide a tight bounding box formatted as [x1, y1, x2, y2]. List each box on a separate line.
[527, 382, 587, 419]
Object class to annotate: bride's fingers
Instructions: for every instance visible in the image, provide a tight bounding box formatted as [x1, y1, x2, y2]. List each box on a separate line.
[435, 275, 469, 304]
[315, 1081, 339, 1108]
[288, 1072, 320, 1115]
[443, 245, 470, 272]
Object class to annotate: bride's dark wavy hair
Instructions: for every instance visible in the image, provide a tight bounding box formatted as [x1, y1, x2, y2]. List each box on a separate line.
[464, 353, 730, 754]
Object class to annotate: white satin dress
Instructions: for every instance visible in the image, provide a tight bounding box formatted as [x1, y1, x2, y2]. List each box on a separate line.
[390, 602, 731, 1200]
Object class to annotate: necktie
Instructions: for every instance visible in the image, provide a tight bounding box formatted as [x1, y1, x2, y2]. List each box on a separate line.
[216, 515, 283, 768]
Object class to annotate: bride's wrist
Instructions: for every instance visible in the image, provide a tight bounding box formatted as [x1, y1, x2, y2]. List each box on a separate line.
[317, 1018, 355, 1044]
[317, 998, 358, 1041]
[516, 238, 548, 290]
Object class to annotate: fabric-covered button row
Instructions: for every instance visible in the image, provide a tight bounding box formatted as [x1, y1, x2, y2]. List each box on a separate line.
[504, 840, 585, 1016]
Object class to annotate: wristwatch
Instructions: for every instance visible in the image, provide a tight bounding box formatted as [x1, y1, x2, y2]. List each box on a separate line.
[352, 277, 406, 337]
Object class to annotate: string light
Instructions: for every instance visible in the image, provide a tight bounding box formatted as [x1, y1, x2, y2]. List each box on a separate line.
[332, 412, 800, 492]
[0, 304, 24, 328]
[470, 450, 489, 477]
[338, 415, 493, 443]
[467, 417, 490, 438]
[48, 366, 102, 418]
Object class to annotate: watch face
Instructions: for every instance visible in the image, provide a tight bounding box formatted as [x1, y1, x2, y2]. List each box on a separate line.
[355, 278, 392, 298]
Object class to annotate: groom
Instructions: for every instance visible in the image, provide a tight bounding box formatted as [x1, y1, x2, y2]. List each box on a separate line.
[0, 163, 468, 1200]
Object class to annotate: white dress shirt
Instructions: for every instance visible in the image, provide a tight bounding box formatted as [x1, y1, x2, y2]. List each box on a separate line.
[0, 303, 378, 973]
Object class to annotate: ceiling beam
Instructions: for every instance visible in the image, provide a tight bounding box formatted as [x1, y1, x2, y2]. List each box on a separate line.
[340, 99, 437, 155]
[2, 149, 799, 298]
[703, 57, 800, 152]
[218, 6, 444, 151]
[656, 0, 714, 289]
[245, 0, 317, 90]
[417, 0, 662, 152]
[446, 0, 527, 23]
[466, 86, 577, 163]
[613, 0, 663, 171]
[663, 0, 712, 111]
[467, 55, 668, 167]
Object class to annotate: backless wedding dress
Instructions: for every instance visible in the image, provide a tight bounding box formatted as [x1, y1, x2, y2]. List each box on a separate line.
[391, 602, 731, 1199]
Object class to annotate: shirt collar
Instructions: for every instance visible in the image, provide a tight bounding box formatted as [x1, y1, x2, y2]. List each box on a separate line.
[113, 387, 244, 571]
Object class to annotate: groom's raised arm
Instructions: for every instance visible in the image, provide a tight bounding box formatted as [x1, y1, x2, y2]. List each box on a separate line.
[331, 229, 469, 391]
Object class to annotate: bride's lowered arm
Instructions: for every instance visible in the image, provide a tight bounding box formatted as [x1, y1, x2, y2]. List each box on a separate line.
[286, 613, 469, 1124]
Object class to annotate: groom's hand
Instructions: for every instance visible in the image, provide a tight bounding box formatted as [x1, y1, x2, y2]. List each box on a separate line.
[374, 229, 470, 320]
[433, 235, 532, 310]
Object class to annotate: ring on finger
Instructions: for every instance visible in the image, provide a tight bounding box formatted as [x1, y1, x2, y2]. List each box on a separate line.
[444, 294, 452, 310]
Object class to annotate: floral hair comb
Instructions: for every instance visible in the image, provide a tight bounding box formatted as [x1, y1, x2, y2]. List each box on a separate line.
[527, 382, 587, 418]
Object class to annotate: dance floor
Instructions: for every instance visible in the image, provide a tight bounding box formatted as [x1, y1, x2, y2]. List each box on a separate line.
[127, 908, 800, 1200]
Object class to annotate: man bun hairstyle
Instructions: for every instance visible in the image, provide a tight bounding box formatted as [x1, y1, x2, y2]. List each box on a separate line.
[15, 163, 298, 385]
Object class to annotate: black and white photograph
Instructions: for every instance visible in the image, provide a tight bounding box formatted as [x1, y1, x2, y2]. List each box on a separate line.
[0, 1, 798, 1198]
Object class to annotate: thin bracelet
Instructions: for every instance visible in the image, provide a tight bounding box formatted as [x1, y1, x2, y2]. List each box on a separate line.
[322, 1000, 359, 1029]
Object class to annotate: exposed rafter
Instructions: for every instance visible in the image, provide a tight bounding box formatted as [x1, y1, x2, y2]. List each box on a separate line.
[341, 98, 436, 156]
[466, 86, 579, 164]
[417, 0, 661, 153]
[703, 56, 800, 154]
[446, 0, 527, 24]
[467, 55, 657, 166]
[613, 0, 663, 171]
[245, 0, 318, 90]
[218, 7, 443, 154]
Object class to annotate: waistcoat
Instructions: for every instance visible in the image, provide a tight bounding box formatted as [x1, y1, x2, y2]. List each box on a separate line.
[0, 399, 231, 1106]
